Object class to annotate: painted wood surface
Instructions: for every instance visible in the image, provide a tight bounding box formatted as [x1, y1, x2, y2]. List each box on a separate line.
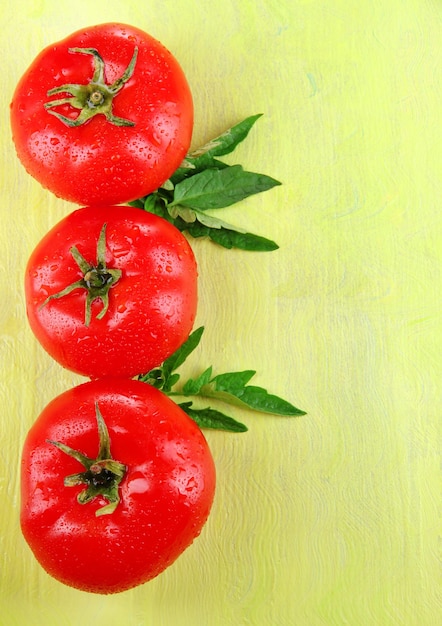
[0, 1, 439, 624]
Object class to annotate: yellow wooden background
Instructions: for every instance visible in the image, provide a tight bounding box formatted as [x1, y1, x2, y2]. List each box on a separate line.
[0, 1, 440, 624]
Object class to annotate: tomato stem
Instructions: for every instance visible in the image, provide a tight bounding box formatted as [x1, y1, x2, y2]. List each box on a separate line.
[47, 403, 127, 517]
[40, 223, 122, 326]
[44, 46, 138, 127]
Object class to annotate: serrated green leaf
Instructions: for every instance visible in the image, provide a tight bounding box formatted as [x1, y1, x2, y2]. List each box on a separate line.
[182, 366, 213, 395]
[129, 114, 281, 253]
[211, 370, 256, 391]
[138, 326, 306, 427]
[169, 165, 281, 211]
[205, 371, 307, 416]
[228, 385, 306, 416]
[138, 327, 204, 393]
[185, 220, 279, 251]
[179, 402, 248, 433]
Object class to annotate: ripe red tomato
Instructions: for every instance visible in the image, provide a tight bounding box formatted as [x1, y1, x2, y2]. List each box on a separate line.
[10, 23, 193, 205]
[24, 205, 198, 379]
[20, 379, 216, 594]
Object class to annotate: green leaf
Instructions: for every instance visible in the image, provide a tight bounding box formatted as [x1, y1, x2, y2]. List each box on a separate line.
[169, 203, 247, 232]
[162, 326, 204, 374]
[191, 114, 263, 159]
[178, 368, 306, 417]
[138, 327, 306, 431]
[129, 193, 172, 221]
[139, 367, 180, 390]
[138, 327, 204, 393]
[169, 205, 278, 251]
[128, 198, 144, 208]
[182, 366, 213, 395]
[129, 114, 281, 252]
[170, 158, 228, 185]
[170, 114, 264, 186]
[167, 205, 198, 224]
[208, 371, 307, 416]
[185, 221, 279, 251]
[221, 384, 306, 416]
[179, 402, 248, 433]
[169, 165, 281, 211]
[143, 194, 164, 216]
[211, 370, 256, 390]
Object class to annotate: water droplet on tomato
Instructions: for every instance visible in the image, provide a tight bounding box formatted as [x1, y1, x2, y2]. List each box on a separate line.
[112, 245, 131, 258]
[127, 471, 150, 494]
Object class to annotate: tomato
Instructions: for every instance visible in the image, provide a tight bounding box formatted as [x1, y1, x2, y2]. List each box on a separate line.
[20, 378, 216, 594]
[24, 205, 198, 379]
[10, 23, 193, 205]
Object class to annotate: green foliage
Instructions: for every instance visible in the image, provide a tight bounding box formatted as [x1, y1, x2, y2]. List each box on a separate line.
[129, 115, 281, 251]
[138, 327, 306, 432]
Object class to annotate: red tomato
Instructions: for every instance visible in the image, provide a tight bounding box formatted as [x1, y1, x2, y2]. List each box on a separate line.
[24, 205, 198, 379]
[20, 379, 216, 594]
[10, 23, 193, 205]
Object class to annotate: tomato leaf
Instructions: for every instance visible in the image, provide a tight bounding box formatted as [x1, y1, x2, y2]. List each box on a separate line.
[185, 221, 278, 251]
[170, 158, 229, 185]
[138, 328, 306, 431]
[182, 366, 213, 394]
[178, 401, 248, 433]
[130, 115, 282, 251]
[208, 373, 306, 416]
[142, 193, 167, 217]
[190, 114, 263, 159]
[138, 326, 204, 393]
[168, 202, 278, 251]
[170, 114, 263, 183]
[182, 370, 306, 417]
[169, 165, 281, 211]
[210, 370, 256, 389]
[163, 326, 204, 374]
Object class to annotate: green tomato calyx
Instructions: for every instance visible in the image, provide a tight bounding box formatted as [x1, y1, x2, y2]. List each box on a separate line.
[40, 223, 122, 327]
[47, 403, 127, 517]
[44, 46, 138, 127]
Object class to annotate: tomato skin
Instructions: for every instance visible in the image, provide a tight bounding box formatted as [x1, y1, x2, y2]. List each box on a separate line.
[10, 23, 193, 205]
[24, 205, 198, 379]
[20, 379, 216, 594]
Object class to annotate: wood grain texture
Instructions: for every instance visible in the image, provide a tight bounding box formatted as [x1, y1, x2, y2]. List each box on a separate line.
[0, 1, 440, 624]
